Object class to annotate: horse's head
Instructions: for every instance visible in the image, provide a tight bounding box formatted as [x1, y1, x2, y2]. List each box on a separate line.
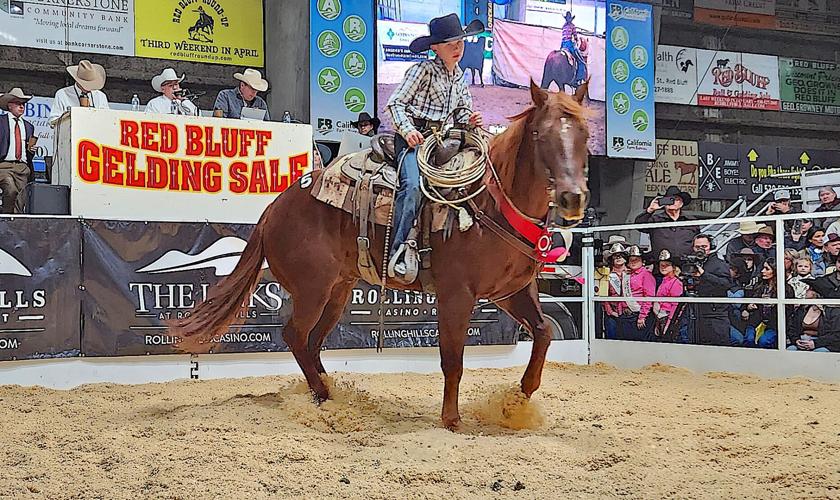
[525, 79, 591, 222]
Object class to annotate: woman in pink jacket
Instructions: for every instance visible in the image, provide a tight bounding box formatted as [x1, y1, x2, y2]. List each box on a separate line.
[653, 249, 687, 342]
[619, 245, 657, 341]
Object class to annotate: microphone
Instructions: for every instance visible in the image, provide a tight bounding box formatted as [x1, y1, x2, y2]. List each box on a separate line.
[174, 88, 206, 99]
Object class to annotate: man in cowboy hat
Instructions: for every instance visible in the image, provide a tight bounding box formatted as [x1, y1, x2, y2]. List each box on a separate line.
[726, 220, 762, 262]
[213, 68, 270, 120]
[351, 112, 380, 137]
[146, 68, 198, 116]
[385, 13, 485, 282]
[561, 11, 587, 86]
[0, 88, 36, 213]
[635, 185, 698, 260]
[48, 59, 110, 127]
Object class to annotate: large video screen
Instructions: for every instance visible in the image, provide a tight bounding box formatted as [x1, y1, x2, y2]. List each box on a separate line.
[376, 0, 607, 155]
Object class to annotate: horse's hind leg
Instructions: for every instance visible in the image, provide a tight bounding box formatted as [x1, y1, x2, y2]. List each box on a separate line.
[281, 286, 336, 402]
[307, 278, 357, 374]
[496, 282, 550, 396]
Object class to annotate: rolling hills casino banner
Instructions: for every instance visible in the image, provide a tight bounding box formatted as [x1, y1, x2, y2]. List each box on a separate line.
[696, 50, 781, 111]
[0, 218, 81, 362]
[81, 220, 518, 357]
[67, 108, 312, 223]
[134, 0, 264, 65]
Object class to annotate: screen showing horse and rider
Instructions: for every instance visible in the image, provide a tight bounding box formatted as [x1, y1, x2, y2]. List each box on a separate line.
[376, 0, 607, 156]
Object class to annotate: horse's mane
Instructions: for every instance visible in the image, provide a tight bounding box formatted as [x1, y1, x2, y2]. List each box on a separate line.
[490, 91, 590, 176]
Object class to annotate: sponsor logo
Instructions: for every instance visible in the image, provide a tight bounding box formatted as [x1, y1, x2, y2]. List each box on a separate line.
[712, 61, 771, 90]
[609, 3, 650, 22]
[613, 136, 625, 152]
[0, 247, 47, 340]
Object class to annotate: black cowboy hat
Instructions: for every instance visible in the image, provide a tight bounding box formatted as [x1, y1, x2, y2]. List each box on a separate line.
[661, 185, 692, 206]
[409, 13, 485, 54]
[802, 277, 840, 299]
[564, 11, 575, 22]
[350, 112, 380, 128]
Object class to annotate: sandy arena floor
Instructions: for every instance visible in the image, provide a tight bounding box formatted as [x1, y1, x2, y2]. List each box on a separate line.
[1, 362, 839, 498]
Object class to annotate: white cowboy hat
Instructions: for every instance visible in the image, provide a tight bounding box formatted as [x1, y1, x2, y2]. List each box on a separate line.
[67, 60, 106, 91]
[152, 68, 185, 92]
[0, 87, 33, 108]
[234, 68, 268, 92]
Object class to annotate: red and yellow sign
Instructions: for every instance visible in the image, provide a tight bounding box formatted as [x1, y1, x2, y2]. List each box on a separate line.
[66, 108, 311, 223]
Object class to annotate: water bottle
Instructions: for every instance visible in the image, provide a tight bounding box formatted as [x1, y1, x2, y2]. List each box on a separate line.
[282, 111, 291, 123]
[131, 94, 140, 112]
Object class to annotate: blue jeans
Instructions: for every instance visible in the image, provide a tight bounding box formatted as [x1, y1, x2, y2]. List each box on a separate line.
[787, 345, 831, 352]
[604, 315, 617, 340]
[730, 326, 746, 346]
[743, 325, 778, 349]
[391, 148, 422, 257]
[561, 40, 587, 83]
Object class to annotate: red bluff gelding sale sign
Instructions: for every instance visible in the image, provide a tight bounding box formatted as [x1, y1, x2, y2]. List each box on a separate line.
[69, 108, 312, 223]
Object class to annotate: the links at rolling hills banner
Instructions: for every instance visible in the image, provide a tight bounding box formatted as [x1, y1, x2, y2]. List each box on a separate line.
[0, 0, 264, 66]
[0, 218, 516, 361]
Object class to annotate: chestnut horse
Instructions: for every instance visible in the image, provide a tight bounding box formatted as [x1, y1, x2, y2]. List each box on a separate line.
[175, 82, 590, 429]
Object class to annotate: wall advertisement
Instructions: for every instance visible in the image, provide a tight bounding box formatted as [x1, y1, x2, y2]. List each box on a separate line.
[606, 0, 656, 159]
[779, 58, 840, 116]
[696, 50, 780, 111]
[310, 0, 376, 142]
[64, 107, 312, 224]
[0, 0, 263, 66]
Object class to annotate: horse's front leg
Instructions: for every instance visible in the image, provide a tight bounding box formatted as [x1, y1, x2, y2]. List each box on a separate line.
[436, 288, 476, 430]
[496, 281, 551, 396]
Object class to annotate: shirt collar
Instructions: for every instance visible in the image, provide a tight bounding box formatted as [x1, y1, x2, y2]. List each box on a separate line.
[432, 55, 463, 78]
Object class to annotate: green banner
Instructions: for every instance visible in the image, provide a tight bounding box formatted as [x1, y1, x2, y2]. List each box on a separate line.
[779, 58, 840, 115]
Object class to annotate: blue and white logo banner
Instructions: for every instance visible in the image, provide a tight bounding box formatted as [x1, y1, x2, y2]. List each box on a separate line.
[310, 0, 376, 141]
[606, 1, 655, 159]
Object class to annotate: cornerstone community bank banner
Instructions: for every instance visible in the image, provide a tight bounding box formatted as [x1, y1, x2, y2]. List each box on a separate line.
[63, 108, 311, 223]
[0, 0, 263, 65]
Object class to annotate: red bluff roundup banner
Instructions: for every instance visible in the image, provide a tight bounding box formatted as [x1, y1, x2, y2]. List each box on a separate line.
[66, 108, 312, 223]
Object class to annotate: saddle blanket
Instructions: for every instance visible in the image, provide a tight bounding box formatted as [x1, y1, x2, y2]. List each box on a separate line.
[310, 155, 451, 232]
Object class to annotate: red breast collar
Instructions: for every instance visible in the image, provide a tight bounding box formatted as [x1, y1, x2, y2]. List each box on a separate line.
[483, 170, 567, 263]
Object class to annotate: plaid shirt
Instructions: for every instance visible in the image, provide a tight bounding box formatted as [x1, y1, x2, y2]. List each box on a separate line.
[386, 56, 473, 138]
[562, 22, 577, 42]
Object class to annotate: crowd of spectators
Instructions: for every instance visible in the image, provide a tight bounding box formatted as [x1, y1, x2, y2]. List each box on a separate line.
[596, 185, 840, 353]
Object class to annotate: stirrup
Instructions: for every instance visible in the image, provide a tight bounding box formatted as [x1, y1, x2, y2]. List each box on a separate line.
[388, 240, 419, 284]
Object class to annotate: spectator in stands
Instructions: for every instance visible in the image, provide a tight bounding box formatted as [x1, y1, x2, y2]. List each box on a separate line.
[822, 232, 840, 275]
[789, 253, 813, 299]
[804, 226, 826, 277]
[653, 249, 687, 342]
[635, 186, 698, 259]
[48, 60, 110, 127]
[738, 258, 792, 349]
[785, 218, 813, 250]
[351, 112, 381, 137]
[0, 88, 36, 214]
[690, 233, 733, 346]
[602, 243, 629, 339]
[728, 258, 749, 346]
[146, 68, 198, 116]
[212, 69, 270, 120]
[765, 189, 797, 218]
[814, 186, 840, 213]
[623, 245, 656, 341]
[789, 272, 840, 352]
[734, 248, 762, 291]
[752, 225, 775, 262]
[726, 221, 761, 262]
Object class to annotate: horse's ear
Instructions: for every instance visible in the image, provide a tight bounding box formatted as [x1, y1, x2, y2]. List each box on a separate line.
[574, 78, 590, 104]
[529, 79, 548, 108]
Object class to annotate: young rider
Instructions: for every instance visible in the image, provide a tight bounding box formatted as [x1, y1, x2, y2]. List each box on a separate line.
[385, 13, 485, 281]
[561, 11, 587, 86]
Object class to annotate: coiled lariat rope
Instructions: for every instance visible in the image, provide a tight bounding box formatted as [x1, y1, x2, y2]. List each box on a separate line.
[416, 107, 489, 208]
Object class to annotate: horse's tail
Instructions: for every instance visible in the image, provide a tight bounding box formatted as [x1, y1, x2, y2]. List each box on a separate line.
[173, 208, 271, 352]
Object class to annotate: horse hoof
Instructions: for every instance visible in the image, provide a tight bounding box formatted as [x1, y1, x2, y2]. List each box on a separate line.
[442, 416, 462, 431]
[311, 390, 330, 405]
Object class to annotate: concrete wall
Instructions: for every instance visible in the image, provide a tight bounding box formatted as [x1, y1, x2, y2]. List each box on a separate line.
[263, 0, 310, 123]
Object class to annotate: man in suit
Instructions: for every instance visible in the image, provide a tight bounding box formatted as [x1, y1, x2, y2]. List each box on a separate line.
[0, 88, 36, 214]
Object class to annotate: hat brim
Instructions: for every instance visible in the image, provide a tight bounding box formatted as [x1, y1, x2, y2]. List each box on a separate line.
[152, 73, 185, 93]
[0, 93, 32, 107]
[351, 117, 381, 128]
[409, 19, 485, 54]
[234, 72, 268, 92]
[67, 64, 107, 91]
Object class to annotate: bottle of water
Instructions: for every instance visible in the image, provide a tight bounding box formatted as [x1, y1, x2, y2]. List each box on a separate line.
[131, 94, 140, 112]
[282, 111, 291, 123]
